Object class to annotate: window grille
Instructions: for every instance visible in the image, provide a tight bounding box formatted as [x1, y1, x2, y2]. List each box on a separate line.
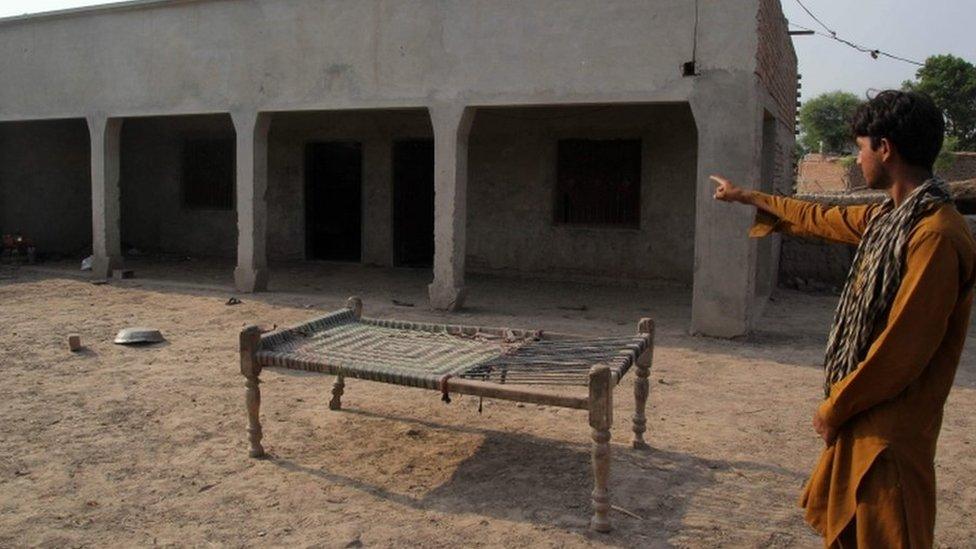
[556, 139, 641, 226]
[182, 138, 235, 210]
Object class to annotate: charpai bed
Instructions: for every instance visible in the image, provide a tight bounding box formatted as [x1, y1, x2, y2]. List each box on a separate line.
[240, 297, 655, 532]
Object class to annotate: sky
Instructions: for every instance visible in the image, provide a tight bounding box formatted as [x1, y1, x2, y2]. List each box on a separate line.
[780, 0, 976, 100]
[1, 0, 974, 101]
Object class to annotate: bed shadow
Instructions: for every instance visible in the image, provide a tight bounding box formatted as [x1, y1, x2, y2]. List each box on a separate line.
[267, 409, 807, 547]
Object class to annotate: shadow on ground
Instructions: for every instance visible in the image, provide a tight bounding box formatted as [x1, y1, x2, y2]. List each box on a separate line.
[267, 408, 807, 547]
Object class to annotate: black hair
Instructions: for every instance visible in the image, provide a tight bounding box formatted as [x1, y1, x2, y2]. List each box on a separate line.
[850, 90, 945, 171]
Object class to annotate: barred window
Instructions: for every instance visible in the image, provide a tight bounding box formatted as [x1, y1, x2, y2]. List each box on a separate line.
[182, 138, 235, 210]
[556, 139, 641, 226]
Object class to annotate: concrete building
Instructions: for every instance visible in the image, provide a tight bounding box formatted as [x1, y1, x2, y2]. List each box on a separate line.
[0, 0, 797, 337]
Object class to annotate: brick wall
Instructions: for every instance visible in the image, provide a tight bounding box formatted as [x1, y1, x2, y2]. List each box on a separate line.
[779, 236, 855, 292]
[756, 0, 798, 130]
[796, 154, 864, 193]
[941, 152, 976, 182]
[797, 152, 976, 194]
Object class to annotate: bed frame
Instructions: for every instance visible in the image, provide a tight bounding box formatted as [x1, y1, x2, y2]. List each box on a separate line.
[240, 297, 654, 532]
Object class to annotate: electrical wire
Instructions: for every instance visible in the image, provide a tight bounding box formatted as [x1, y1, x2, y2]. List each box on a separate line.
[788, 20, 924, 67]
[793, 0, 834, 35]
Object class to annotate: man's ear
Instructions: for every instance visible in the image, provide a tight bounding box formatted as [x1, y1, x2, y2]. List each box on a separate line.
[878, 138, 894, 163]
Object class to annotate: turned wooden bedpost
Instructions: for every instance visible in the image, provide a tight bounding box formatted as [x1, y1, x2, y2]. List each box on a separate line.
[240, 325, 265, 458]
[633, 317, 654, 450]
[329, 375, 345, 411]
[329, 296, 362, 411]
[588, 364, 613, 533]
[346, 296, 363, 318]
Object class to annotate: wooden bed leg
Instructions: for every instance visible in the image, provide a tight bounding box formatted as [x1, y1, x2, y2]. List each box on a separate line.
[240, 326, 265, 458]
[329, 375, 345, 411]
[589, 365, 613, 533]
[633, 318, 654, 450]
[332, 297, 358, 411]
[347, 296, 363, 318]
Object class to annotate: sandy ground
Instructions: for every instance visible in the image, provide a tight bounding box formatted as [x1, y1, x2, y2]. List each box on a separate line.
[0, 261, 973, 548]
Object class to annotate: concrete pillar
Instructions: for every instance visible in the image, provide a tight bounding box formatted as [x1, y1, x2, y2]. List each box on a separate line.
[232, 111, 271, 292]
[427, 103, 475, 311]
[689, 75, 764, 337]
[87, 115, 124, 278]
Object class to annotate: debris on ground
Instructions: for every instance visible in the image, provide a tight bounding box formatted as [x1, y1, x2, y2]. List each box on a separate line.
[392, 299, 415, 307]
[611, 504, 645, 520]
[226, 297, 242, 306]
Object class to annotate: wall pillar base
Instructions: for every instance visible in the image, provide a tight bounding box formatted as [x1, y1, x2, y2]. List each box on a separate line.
[428, 281, 466, 311]
[92, 254, 123, 279]
[235, 267, 268, 293]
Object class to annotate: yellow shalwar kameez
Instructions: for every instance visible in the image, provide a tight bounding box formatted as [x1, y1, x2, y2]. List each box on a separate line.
[748, 193, 976, 548]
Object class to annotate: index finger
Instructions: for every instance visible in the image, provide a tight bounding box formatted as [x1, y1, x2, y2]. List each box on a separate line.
[709, 175, 729, 187]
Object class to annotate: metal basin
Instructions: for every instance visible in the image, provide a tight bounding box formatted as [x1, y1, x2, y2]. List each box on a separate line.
[113, 327, 165, 345]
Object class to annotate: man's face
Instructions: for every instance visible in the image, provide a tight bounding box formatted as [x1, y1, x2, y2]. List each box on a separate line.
[856, 136, 889, 190]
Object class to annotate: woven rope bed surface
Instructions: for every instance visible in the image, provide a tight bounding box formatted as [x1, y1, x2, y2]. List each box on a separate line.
[257, 308, 649, 388]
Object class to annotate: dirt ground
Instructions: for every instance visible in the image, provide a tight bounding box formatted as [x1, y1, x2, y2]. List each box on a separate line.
[0, 262, 973, 548]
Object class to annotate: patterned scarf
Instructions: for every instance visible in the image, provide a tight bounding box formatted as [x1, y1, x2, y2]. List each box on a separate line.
[822, 177, 951, 396]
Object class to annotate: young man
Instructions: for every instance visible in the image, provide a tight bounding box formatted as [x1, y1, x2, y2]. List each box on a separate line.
[711, 90, 976, 548]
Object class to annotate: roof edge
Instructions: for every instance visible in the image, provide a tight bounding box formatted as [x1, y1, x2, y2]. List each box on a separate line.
[0, 0, 208, 27]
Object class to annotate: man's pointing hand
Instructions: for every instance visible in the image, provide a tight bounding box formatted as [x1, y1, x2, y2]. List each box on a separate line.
[710, 175, 751, 204]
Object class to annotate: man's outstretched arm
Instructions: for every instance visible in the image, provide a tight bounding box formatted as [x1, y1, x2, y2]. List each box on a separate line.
[710, 175, 879, 245]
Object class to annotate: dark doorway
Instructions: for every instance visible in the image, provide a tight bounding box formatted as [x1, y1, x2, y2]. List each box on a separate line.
[393, 139, 435, 267]
[305, 142, 362, 261]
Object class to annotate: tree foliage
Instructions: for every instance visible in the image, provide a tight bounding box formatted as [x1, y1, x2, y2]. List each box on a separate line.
[934, 135, 959, 174]
[799, 91, 864, 155]
[904, 54, 976, 151]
